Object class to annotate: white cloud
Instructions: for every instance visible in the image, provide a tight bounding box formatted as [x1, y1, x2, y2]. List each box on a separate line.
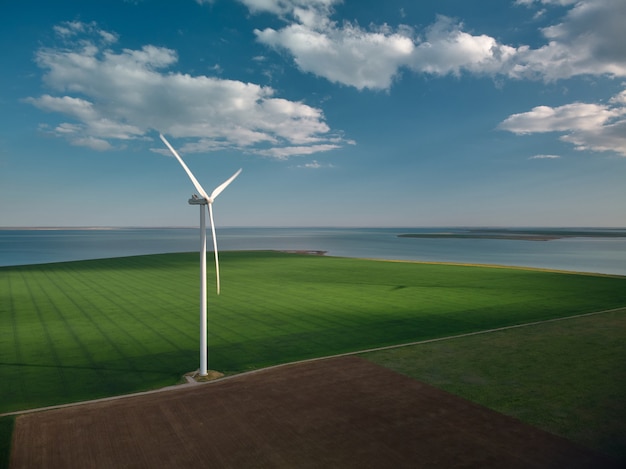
[72, 136, 114, 151]
[511, 0, 626, 80]
[27, 21, 346, 157]
[293, 159, 335, 169]
[250, 5, 519, 88]
[408, 16, 518, 77]
[610, 89, 626, 104]
[256, 144, 341, 159]
[529, 154, 561, 159]
[53, 20, 118, 45]
[239, 0, 336, 17]
[515, 0, 579, 7]
[499, 89, 626, 156]
[500, 103, 621, 133]
[26, 95, 144, 141]
[256, 21, 414, 90]
[245, 0, 626, 90]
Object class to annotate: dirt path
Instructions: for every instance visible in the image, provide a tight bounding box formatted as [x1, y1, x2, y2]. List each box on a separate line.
[11, 356, 617, 469]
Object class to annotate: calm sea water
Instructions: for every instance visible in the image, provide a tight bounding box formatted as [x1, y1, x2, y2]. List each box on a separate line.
[1, 227, 625, 276]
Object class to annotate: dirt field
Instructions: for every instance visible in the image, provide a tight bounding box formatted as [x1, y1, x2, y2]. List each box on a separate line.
[10, 356, 618, 468]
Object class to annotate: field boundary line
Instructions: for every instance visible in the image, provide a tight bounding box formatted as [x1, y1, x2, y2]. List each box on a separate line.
[2, 306, 624, 418]
[348, 306, 626, 354]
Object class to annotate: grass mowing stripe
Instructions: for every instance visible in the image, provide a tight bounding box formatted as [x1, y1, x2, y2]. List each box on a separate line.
[15, 270, 70, 396]
[25, 270, 120, 400]
[59, 262, 196, 348]
[39, 269, 143, 376]
[29, 266, 114, 393]
[61, 262, 195, 353]
[74, 261, 198, 340]
[0, 273, 27, 408]
[2, 273, 22, 365]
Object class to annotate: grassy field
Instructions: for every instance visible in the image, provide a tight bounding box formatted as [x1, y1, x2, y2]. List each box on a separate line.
[0, 416, 13, 469]
[2, 251, 626, 415]
[363, 309, 626, 461]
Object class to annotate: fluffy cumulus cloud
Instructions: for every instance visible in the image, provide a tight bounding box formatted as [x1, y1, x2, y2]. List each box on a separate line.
[408, 16, 518, 77]
[248, 0, 415, 90]
[242, 0, 626, 90]
[256, 22, 414, 90]
[26, 21, 344, 157]
[512, 0, 626, 80]
[250, 1, 516, 90]
[499, 89, 626, 156]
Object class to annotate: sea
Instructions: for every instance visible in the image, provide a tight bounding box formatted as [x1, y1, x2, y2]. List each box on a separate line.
[1, 227, 625, 276]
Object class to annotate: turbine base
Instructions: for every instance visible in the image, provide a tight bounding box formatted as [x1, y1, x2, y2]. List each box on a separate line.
[184, 369, 224, 383]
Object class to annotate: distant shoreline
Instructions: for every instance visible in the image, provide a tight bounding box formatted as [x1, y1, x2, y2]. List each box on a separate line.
[399, 234, 561, 241]
[398, 229, 626, 242]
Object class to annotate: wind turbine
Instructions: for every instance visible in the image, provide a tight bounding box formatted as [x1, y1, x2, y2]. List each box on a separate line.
[159, 133, 241, 377]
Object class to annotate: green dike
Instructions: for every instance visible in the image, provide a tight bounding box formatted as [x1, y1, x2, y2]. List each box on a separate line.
[363, 309, 626, 462]
[1, 251, 626, 414]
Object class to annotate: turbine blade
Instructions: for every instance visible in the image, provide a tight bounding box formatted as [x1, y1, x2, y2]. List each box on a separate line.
[208, 203, 221, 295]
[210, 168, 242, 201]
[159, 133, 210, 201]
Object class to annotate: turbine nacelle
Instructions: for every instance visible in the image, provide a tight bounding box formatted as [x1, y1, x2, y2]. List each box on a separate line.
[189, 195, 207, 205]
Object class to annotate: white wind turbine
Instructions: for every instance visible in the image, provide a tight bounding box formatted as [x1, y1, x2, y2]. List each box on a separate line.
[160, 133, 241, 377]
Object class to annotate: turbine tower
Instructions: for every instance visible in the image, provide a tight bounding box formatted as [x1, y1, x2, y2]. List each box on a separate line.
[160, 133, 241, 377]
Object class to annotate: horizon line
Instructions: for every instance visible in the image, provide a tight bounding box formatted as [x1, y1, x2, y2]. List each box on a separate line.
[2, 225, 626, 231]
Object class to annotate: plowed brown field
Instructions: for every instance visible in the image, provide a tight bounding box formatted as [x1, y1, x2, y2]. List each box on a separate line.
[10, 356, 617, 468]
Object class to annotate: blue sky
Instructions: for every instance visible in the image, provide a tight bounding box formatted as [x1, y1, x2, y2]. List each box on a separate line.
[1, 0, 625, 227]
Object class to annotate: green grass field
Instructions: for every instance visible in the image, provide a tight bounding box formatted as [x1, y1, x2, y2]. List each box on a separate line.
[0, 416, 14, 469]
[2, 251, 626, 415]
[364, 309, 626, 461]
